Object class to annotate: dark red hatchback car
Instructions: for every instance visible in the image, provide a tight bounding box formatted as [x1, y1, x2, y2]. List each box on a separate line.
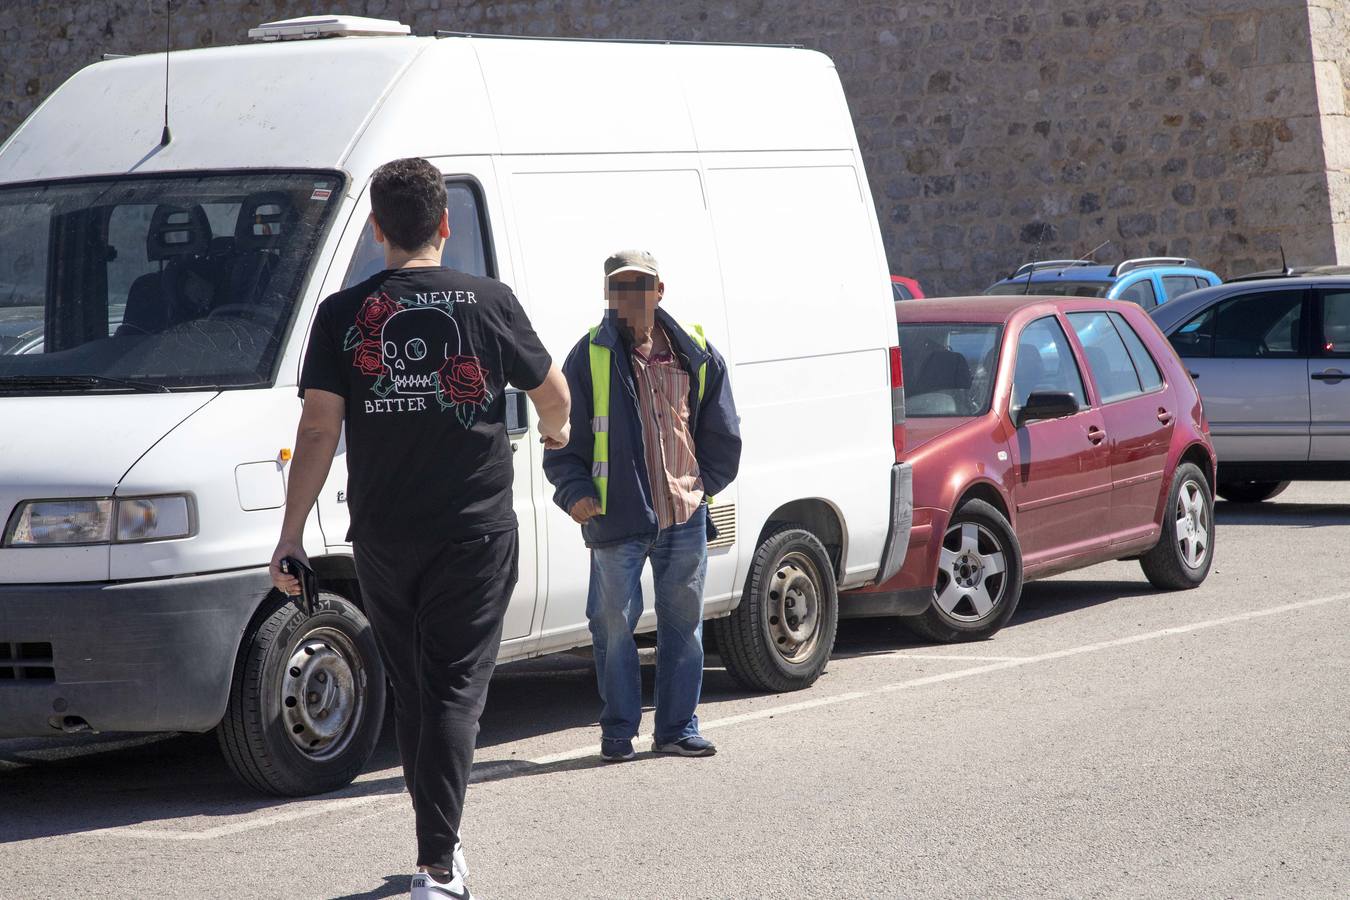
[846, 296, 1217, 642]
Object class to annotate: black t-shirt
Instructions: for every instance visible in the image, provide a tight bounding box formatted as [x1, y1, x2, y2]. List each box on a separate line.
[300, 266, 551, 543]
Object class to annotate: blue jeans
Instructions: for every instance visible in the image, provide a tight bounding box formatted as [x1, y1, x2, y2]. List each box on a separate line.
[587, 504, 708, 744]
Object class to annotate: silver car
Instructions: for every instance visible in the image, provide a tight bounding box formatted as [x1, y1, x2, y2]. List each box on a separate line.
[1150, 273, 1350, 502]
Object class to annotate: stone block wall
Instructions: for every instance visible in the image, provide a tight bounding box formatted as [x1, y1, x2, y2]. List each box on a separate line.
[2, 0, 1347, 294]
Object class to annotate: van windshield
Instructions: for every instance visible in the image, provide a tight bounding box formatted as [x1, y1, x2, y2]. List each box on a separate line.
[0, 171, 342, 392]
[899, 323, 1002, 417]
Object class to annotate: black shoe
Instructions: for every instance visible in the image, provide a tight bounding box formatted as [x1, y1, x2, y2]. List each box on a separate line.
[652, 735, 717, 757]
[601, 737, 636, 762]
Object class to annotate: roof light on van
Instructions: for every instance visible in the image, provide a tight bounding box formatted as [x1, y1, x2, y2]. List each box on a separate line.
[247, 15, 411, 42]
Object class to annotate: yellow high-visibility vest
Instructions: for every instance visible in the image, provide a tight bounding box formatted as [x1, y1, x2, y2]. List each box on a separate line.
[588, 323, 708, 514]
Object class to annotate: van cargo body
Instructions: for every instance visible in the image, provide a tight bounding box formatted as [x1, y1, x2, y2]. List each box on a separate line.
[0, 29, 911, 793]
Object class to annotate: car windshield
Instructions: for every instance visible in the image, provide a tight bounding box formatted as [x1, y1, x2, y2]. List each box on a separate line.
[0, 170, 343, 391]
[985, 280, 1111, 297]
[899, 323, 1002, 417]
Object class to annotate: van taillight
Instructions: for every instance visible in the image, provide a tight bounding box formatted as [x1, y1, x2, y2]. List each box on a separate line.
[889, 346, 905, 461]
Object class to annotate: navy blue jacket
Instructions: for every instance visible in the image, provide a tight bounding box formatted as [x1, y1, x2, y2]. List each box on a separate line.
[543, 308, 742, 548]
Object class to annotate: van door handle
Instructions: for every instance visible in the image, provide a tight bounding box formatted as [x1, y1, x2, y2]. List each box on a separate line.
[1087, 426, 1106, 445]
[1157, 408, 1174, 424]
[1311, 369, 1346, 382]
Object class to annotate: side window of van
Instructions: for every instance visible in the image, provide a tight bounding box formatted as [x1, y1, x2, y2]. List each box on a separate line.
[342, 180, 492, 288]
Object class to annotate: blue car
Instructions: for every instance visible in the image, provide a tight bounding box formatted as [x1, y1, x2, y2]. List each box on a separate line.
[985, 257, 1221, 309]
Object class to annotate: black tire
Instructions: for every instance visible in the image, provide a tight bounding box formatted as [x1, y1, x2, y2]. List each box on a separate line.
[902, 499, 1023, 643]
[1216, 480, 1290, 504]
[1140, 463, 1215, 590]
[713, 523, 838, 693]
[217, 590, 386, 796]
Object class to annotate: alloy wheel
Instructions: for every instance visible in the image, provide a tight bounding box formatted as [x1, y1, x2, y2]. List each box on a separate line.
[935, 522, 1009, 621]
[1176, 479, 1210, 569]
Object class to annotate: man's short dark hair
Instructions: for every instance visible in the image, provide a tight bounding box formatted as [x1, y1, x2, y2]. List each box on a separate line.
[370, 157, 447, 252]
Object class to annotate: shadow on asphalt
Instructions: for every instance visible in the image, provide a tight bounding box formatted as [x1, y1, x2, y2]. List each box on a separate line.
[1215, 499, 1350, 528]
[0, 652, 764, 844]
[0, 575, 1186, 843]
[1011, 579, 1158, 626]
[330, 875, 407, 900]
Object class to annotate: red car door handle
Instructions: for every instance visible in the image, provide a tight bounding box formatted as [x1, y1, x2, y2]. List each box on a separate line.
[1087, 426, 1106, 444]
[1157, 408, 1174, 424]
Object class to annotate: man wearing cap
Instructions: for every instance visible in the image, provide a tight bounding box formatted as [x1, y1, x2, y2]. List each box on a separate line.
[543, 250, 741, 762]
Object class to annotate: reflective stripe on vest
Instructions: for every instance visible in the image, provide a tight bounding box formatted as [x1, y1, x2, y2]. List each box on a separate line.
[588, 323, 707, 515]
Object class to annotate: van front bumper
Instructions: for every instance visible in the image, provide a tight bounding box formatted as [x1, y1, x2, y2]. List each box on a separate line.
[0, 568, 270, 737]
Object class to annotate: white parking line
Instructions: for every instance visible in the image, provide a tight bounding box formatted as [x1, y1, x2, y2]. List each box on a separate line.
[86, 591, 1350, 842]
[875, 654, 1027, 662]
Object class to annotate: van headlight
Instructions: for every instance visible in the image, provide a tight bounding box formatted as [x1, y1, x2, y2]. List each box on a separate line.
[4, 496, 193, 546]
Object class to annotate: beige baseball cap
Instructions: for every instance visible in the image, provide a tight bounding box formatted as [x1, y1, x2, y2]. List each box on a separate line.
[604, 249, 660, 280]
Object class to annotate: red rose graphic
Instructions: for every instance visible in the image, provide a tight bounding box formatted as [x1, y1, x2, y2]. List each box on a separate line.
[355, 293, 399, 337]
[440, 355, 488, 405]
[354, 340, 385, 377]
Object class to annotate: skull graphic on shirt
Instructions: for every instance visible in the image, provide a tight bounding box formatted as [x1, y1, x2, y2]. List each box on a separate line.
[380, 306, 461, 394]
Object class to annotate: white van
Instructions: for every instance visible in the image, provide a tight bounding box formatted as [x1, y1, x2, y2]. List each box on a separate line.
[0, 17, 912, 794]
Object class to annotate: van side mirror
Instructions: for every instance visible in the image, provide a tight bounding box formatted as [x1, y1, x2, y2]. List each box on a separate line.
[1016, 391, 1079, 426]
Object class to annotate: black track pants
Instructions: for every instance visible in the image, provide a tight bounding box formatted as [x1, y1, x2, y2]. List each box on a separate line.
[353, 528, 518, 872]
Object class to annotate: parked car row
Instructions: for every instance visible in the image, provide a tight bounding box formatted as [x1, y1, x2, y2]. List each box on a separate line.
[892, 257, 1223, 309]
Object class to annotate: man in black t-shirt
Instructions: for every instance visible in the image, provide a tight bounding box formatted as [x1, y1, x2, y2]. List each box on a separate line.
[272, 158, 569, 900]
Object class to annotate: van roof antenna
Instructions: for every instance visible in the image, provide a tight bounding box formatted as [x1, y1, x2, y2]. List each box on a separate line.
[160, 0, 173, 146]
[1024, 223, 1051, 295]
[1279, 243, 1291, 276]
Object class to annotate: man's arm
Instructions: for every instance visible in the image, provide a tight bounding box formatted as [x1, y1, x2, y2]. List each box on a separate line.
[695, 341, 743, 498]
[270, 389, 345, 595]
[527, 364, 571, 450]
[543, 338, 603, 520]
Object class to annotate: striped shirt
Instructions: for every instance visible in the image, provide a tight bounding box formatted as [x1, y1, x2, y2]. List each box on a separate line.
[630, 326, 704, 530]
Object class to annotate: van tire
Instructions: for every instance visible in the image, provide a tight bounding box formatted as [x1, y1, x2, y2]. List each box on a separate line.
[217, 591, 385, 797]
[902, 499, 1023, 643]
[1140, 463, 1214, 590]
[713, 523, 838, 693]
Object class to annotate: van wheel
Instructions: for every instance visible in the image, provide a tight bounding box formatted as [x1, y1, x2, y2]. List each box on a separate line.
[1216, 480, 1289, 504]
[903, 499, 1023, 643]
[1140, 463, 1214, 590]
[217, 591, 385, 796]
[713, 523, 838, 693]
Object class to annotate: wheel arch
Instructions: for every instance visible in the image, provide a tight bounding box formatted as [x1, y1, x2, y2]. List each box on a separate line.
[953, 479, 1013, 526]
[1177, 442, 1216, 493]
[760, 498, 846, 579]
[311, 554, 363, 608]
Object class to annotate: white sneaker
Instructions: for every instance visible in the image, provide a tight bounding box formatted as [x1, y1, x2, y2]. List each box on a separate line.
[452, 840, 469, 881]
[411, 869, 472, 900]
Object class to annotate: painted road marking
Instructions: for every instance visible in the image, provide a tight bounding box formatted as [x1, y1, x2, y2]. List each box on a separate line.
[84, 591, 1350, 842]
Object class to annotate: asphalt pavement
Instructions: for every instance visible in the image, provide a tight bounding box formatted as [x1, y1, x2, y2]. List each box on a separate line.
[3, 482, 1348, 899]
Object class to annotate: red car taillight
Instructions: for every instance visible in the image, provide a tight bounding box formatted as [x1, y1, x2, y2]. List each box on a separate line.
[889, 346, 905, 461]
